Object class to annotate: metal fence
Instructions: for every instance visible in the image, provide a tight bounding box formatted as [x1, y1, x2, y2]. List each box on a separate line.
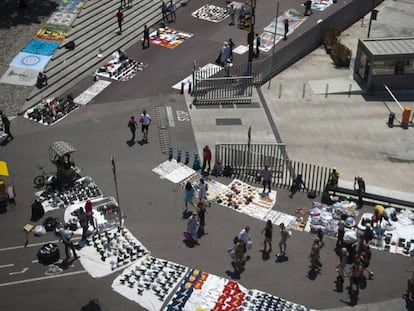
[215, 143, 331, 193]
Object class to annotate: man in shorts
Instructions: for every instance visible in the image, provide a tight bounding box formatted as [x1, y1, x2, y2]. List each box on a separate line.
[139, 110, 151, 142]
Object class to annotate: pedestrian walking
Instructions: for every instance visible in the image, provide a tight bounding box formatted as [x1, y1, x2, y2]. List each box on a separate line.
[309, 237, 322, 271]
[336, 218, 345, 248]
[354, 176, 365, 208]
[255, 33, 261, 57]
[139, 110, 151, 142]
[187, 211, 200, 245]
[127, 0, 133, 7]
[142, 25, 150, 49]
[228, 4, 235, 25]
[84, 199, 96, 230]
[233, 240, 246, 272]
[260, 165, 272, 193]
[197, 201, 207, 236]
[336, 247, 349, 282]
[304, 0, 313, 16]
[169, 0, 176, 22]
[359, 244, 374, 279]
[202, 145, 212, 174]
[183, 181, 195, 213]
[317, 228, 325, 248]
[238, 5, 246, 27]
[127, 116, 137, 141]
[0, 111, 14, 142]
[161, 1, 168, 23]
[284, 18, 289, 40]
[236, 226, 251, 253]
[348, 258, 364, 294]
[278, 223, 290, 257]
[289, 174, 305, 198]
[120, 0, 126, 8]
[197, 178, 210, 206]
[116, 9, 124, 33]
[58, 224, 80, 262]
[261, 220, 273, 253]
[228, 38, 235, 61]
[77, 207, 89, 241]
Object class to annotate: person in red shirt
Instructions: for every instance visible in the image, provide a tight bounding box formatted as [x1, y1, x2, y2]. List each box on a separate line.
[116, 9, 124, 33]
[84, 200, 96, 230]
[202, 145, 212, 173]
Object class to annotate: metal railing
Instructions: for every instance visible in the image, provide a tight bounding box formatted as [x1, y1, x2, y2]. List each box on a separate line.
[215, 143, 331, 193]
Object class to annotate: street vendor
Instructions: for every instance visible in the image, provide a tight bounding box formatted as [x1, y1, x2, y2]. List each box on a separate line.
[372, 204, 391, 226]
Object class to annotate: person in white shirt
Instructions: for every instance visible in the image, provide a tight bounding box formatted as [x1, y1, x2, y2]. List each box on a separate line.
[139, 110, 151, 142]
[237, 226, 251, 253]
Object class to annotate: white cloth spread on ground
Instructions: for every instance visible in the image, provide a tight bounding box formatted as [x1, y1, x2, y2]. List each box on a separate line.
[78, 227, 150, 278]
[112, 256, 188, 311]
[152, 159, 196, 183]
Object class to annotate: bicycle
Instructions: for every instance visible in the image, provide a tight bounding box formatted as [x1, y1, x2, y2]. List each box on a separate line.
[33, 166, 56, 188]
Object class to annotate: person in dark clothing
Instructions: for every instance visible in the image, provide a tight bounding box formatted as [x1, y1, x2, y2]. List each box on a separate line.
[284, 19, 289, 40]
[261, 220, 273, 253]
[255, 33, 261, 57]
[78, 207, 89, 241]
[127, 116, 137, 141]
[58, 225, 79, 261]
[228, 38, 235, 61]
[304, 0, 313, 16]
[161, 1, 168, 23]
[0, 111, 13, 142]
[142, 25, 150, 49]
[289, 174, 305, 198]
[116, 9, 124, 33]
[354, 176, 366, 208]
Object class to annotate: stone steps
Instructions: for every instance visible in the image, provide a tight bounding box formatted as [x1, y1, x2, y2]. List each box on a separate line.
[21, 0, 179, 113]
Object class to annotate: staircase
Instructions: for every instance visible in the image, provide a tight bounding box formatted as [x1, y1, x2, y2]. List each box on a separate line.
[21, 0, 181, 113]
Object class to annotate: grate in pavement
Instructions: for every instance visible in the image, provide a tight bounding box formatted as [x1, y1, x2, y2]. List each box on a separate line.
[216, 118, 242, 126]
[155, 106, 171, 153]
[159, 128, 171, 154]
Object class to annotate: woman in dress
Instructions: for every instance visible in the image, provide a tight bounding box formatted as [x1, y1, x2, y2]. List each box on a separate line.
[261, 220, 273, 252]
[183, 181, 195, 213]
[187, 211, 199, 245]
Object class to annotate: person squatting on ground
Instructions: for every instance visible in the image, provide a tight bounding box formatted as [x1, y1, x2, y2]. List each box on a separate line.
[261, 220, 273, 253]
[58, 224, 79, 262]
[309, 237, 322, 271]
[0, 111, 14, 142]
[260, 166, 272, 193]
[139, 110, 151, 142]
[116, 9, 124, 33]
[202, 145, 212, 174]
[142, 25, 150, 49]
[278, 223, 290, 256]
[127, 116, 137, 141]
[289, 174, 305, 198]
[183, 181, 195, 213]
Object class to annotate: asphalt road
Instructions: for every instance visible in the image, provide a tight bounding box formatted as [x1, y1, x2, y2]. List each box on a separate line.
[0, 0, 413, 310]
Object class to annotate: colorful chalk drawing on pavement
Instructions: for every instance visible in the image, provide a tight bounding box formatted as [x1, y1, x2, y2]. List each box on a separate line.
[35, 25, 68, 42]
[22, 39, 60, 56]
[56, 0, 85, 14]
[45, 11, 76, 28]
[259, 31, 282, 53]
[10, 52, 52, 71]
[0, 66, 39, 86]
[192, 4, 230, 23]
[150, 27, 193, 49]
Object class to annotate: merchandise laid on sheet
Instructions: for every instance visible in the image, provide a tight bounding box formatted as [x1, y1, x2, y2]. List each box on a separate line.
[95, 52, 147, 82]
[311, 0, 334, 11]
[64, 197, 122, 234]
[357, 209, 414, 256]
[150, 27, 193, 49]
[112, 256, 189, 311]
[78, 227, 150, 278]
[24, 96, 79, 125]
[191, 4, 230, 23]
[36, 176, 103, 213]
[305, 200, 358, 236]
[242, 289, 310, 311]
[153, 159, 196, 184]
[165, 269, 247, 310]
[264, 209, 297, 228]
[45, 11, 77, 28]
[74, 80, 112, 105]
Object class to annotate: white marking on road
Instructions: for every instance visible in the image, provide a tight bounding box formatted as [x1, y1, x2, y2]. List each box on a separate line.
[166, 106, 175, 127]
[31, 260, 38, 263]
[0, 237, 81, 252]
[9, 267, 29, 275]
[176, 110, 190, 122]
[0, 264, 15, 269]
[0, 270, 87, 287]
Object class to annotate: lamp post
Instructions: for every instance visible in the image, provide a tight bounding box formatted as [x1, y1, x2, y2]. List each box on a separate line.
[268, 0, 280, 89]
[247, 0, 257, 73]
[111, 155, 123, 226]
[367, 9, 378, 38]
